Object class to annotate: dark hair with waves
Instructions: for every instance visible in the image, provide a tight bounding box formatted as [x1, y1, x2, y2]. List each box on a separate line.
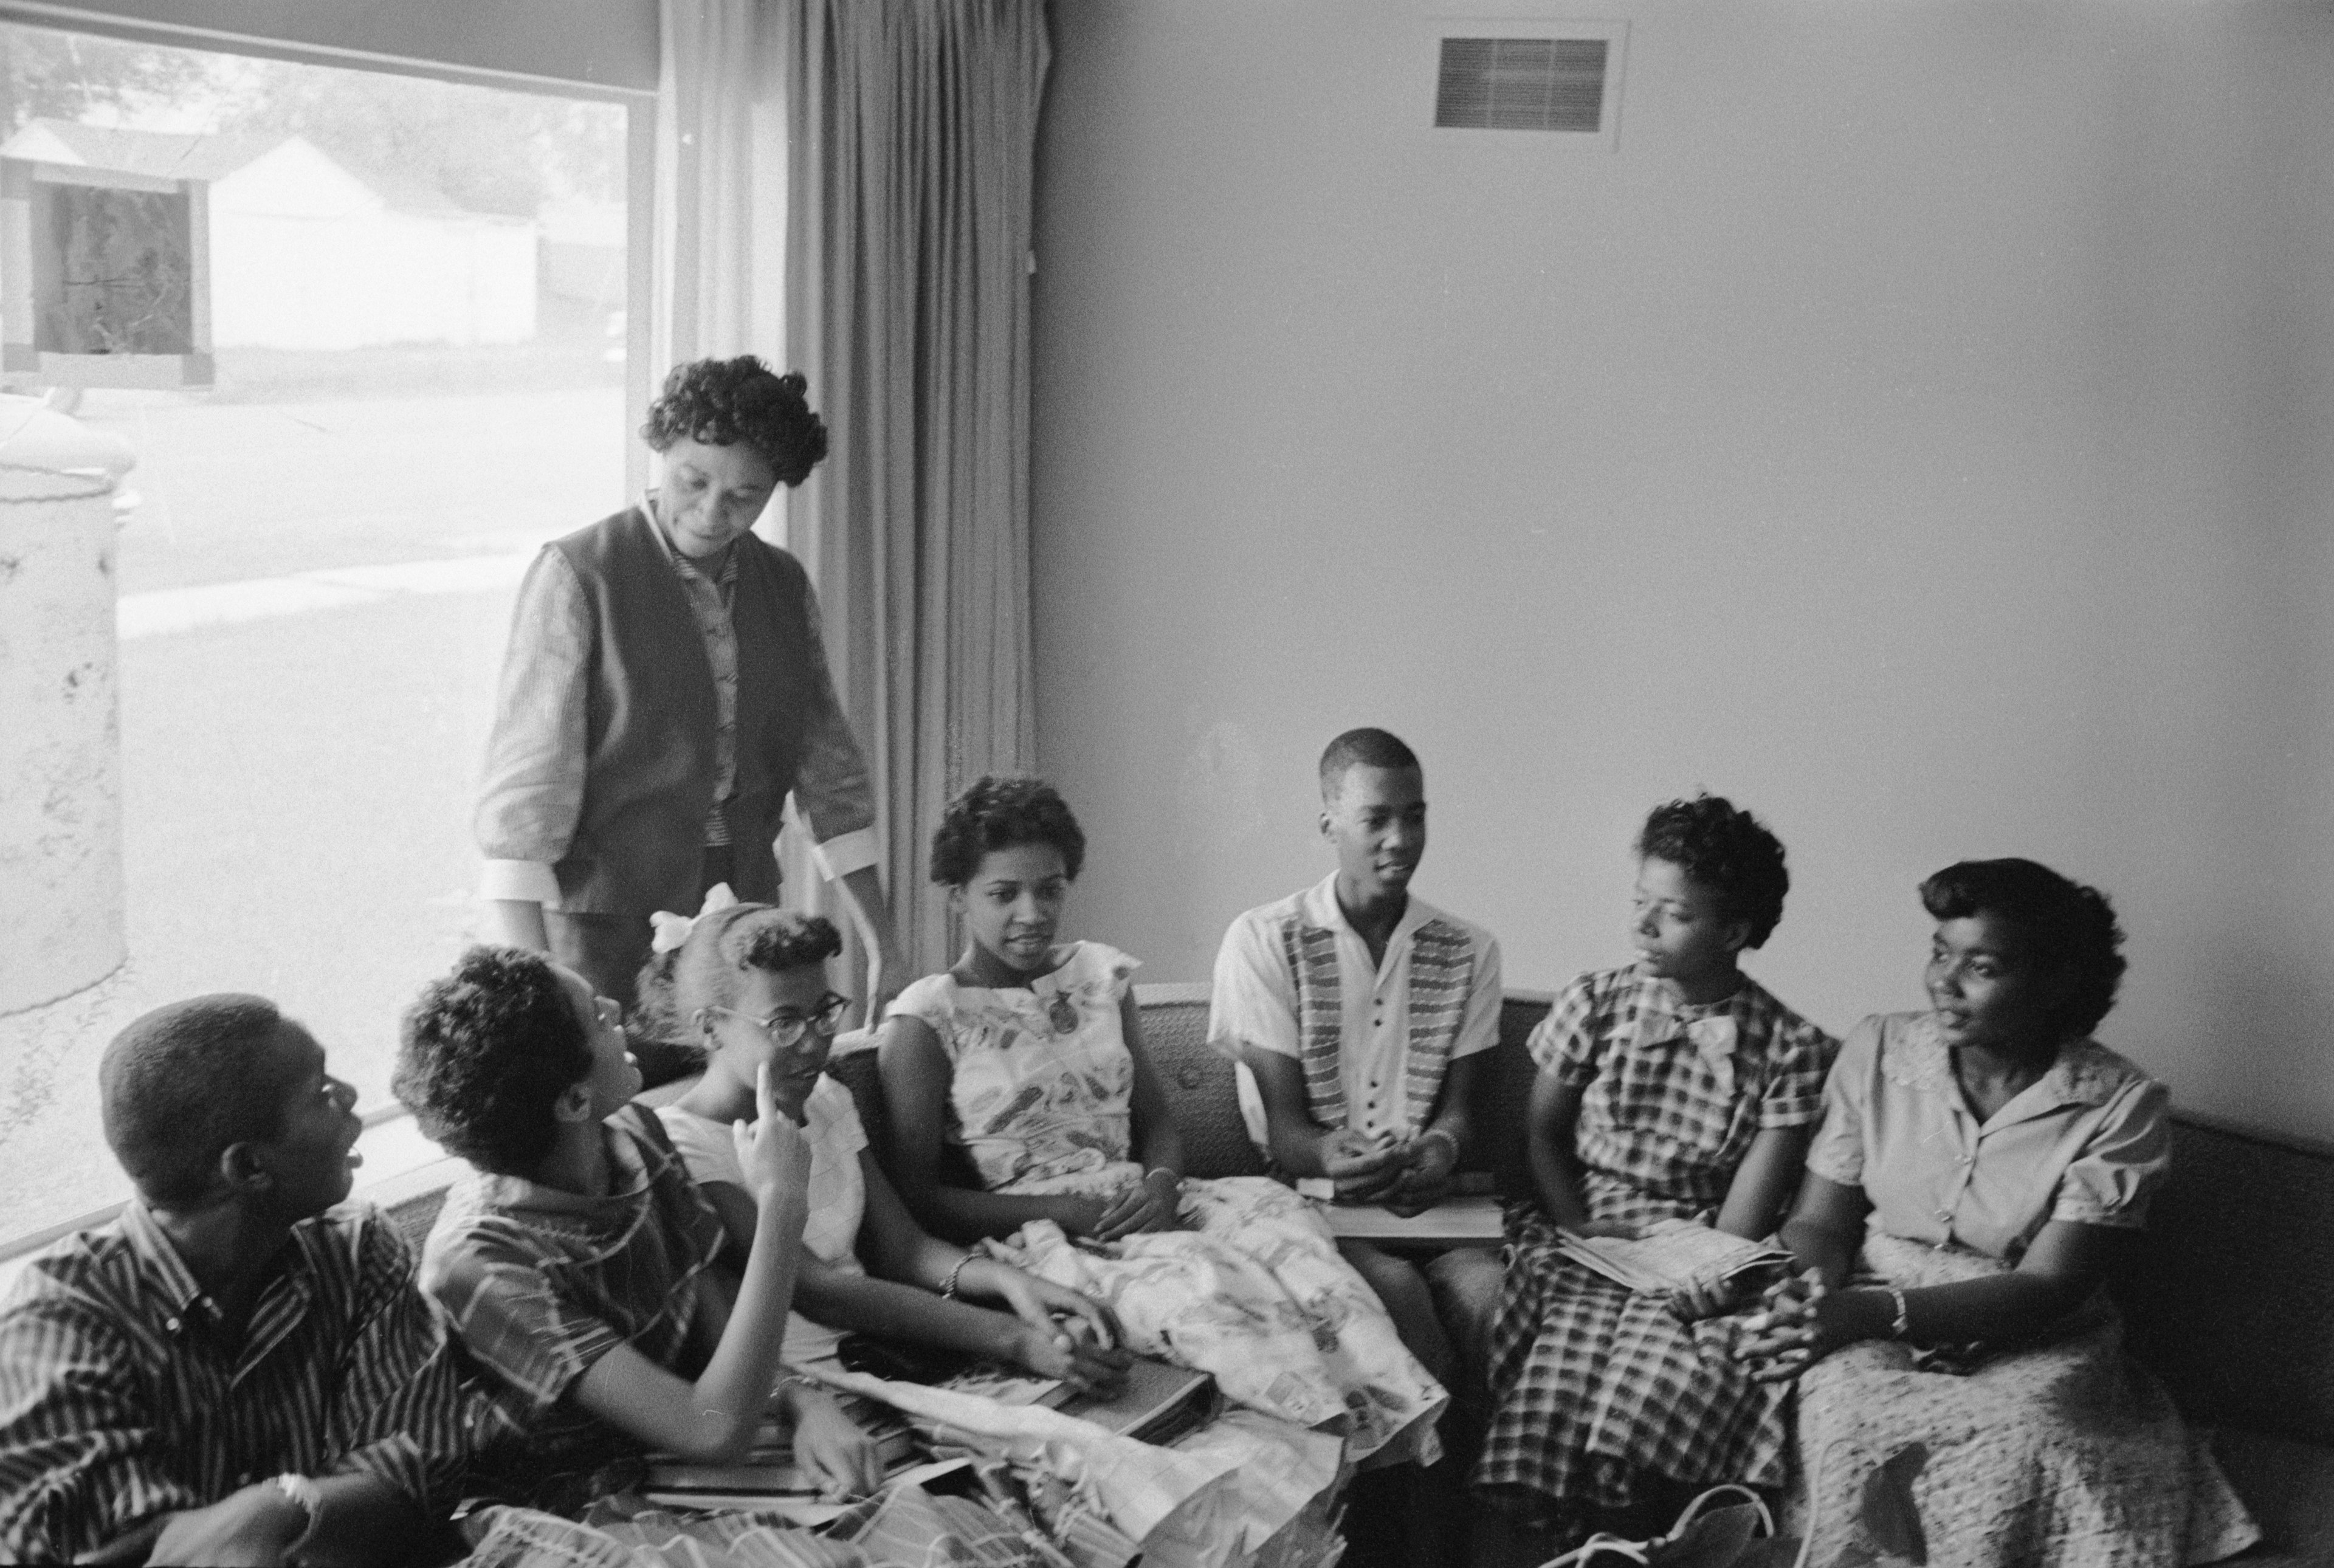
[394, 946, 595, 1176]
[1918, 858, 2127, 1039]
[633, 903, 844, 1056]
[929, 775, 1086, 885]
[1636, 793, 1791, 949]
[641, 356, 828, 486]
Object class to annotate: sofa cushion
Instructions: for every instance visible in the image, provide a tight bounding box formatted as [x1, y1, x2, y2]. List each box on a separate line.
[2117, 1115, 2334, 1447]
[2208, 1427, 2334, 1567]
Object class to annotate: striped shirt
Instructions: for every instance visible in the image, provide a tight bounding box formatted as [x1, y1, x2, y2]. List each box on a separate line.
[419, 1104, 728, 1496]
[1211, 873, 1503, 1149]
[0, 1200, 470, 1563]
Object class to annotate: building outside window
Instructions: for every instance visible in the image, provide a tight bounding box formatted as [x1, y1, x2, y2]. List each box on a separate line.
[0, 24, 639, 1249]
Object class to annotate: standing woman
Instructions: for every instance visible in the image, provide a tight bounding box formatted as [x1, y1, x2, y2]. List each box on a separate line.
[475, 357, 901, 1032]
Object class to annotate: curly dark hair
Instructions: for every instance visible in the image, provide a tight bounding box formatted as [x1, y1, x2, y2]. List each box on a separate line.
[1918, 859, 2127, 1039]
[929, 775, 1086, 885]
[633, 903, 845, 1055]
[99, 994, 294, 1208]
[1635, 793, 1791, 949]
[640, 356, 828, 486]
[394, 946, 594, 1177]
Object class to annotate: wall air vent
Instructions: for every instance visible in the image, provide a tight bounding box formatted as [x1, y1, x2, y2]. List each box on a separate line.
[1434, 36, 1608, 133]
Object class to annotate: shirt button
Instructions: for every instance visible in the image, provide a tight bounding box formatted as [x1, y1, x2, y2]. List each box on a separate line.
[164, 1316, 181, 1333]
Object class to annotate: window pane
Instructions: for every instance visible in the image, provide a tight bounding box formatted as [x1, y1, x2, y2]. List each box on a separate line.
[0, 27, 630, 1240]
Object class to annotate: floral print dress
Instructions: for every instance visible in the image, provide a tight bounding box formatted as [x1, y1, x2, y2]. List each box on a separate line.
[888, 941, 1447, 1465]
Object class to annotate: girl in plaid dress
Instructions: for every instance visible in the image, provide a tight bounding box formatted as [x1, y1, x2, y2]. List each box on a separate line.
[1472, 796, 1837, 1546]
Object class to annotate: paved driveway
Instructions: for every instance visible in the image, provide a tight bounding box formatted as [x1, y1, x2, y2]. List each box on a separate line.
[0, 385, 625, 1240]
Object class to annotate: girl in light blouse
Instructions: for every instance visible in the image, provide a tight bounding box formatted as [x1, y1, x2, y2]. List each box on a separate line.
[1739, 858, 2257, 1568]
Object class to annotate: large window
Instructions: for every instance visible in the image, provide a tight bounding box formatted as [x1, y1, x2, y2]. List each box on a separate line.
[0, 24, 641, 1244]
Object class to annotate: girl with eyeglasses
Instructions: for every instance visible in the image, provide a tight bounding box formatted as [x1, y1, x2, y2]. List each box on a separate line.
[641, 899, 1131, 1391]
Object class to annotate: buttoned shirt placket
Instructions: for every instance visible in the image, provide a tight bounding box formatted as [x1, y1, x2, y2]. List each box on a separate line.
[663, 540, 742, 848]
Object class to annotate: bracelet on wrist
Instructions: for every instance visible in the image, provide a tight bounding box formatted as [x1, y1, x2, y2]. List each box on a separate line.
[1884, 1285, 1911, 1340]
[938, 1255, 972, 1299]
[1416, 1129, 1458, 1164]
[1144, 1166, 1182, 1191]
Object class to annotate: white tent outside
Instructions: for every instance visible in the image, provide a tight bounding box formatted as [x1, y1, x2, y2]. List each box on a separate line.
[1, 120, 537, 351]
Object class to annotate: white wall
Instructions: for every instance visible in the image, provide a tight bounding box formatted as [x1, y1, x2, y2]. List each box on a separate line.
[1030, 1, 2334, 1140]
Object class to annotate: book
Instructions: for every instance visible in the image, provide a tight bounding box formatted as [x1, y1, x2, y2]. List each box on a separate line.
[1055, 1355, 1219, 1446]
[937, 1355, 1220, 1447]
[641, 1394, 916, 1498]
[1318, 1194, 1504, 1244]
[1555, 1217, 1793, 1296]
[642, 1457, 972, 1520]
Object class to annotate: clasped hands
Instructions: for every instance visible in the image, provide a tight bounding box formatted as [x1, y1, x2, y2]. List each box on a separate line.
[1322, 1127, 1458, 1217]
[1727, 1267, 1850, 1383]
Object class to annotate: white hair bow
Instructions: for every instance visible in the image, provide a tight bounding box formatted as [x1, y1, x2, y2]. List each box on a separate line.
[649, 883, 738, 955]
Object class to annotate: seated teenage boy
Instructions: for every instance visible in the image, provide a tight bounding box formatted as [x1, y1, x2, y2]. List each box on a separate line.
[1207, 727, 1507, 1400]
[0, 996, 469, 1566]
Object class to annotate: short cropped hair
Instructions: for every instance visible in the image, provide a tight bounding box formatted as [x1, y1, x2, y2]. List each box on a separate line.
[640, 356, 828, 486]
[100, 995, 292, 1208]
[1636, 794, 1792, 949]
[394, 947, 594, 1177]
[1918, 858, 2127, 1039]
[633, 904, 845, 1054]
[1318, 728, 1421, 800]
[929, 775, 1086, 885]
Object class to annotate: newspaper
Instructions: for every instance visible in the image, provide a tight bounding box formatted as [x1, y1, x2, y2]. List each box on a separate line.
[1557, 1217, 1792, 1295]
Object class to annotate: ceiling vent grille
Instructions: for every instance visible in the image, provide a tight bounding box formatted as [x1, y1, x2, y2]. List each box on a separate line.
[1434, 37, 1608, 133]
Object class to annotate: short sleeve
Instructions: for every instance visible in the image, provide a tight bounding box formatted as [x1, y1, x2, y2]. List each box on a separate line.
[421, 1225, 622, 1419]
[1757, 1013, 1840, 1130]
[1527, 973, 1603, 1085]
[884, 974, 962, 1045]
[807, 1076, 870, 1160]
[2050, 1076, 2172, 1229]
[1449, 930, 1503, 1060]
[1079, 941, 1141, 1003]
[656, 1106, 748, 1191]
[1805, 1015, 1881, 1189]
[1207, 910, 1303, 1062]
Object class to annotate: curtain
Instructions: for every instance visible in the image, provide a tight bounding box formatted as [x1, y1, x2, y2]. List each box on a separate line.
[652, 1, 788, 376]
[780, 0, 1052, 977]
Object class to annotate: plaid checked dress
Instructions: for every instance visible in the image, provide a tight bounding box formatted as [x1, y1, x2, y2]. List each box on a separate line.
[1472, 965, 1836, 1519]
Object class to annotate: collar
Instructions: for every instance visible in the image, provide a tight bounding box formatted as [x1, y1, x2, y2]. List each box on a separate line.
[1298, 871, 1440, 959]
[1889, 1013, 2134, 1123]
[118, 1201, 322, 1361]
[119, 1199, 213, 1326]
[1628, 966, 1758, 1066]
[473, 1117, 658, 1218]
[638, 492, 739, 585]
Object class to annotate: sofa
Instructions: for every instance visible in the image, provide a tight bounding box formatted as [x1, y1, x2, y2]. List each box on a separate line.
[384, 982, 2330, 1563]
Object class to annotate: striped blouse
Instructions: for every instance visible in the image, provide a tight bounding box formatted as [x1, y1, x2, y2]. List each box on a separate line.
[0, 1200, 470, 1562]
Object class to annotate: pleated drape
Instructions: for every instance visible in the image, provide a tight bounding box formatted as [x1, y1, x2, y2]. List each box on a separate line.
[783, 0, 1050, 977]
[652, 0, 788, 380]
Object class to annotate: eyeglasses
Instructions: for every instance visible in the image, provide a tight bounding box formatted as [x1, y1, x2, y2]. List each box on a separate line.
[698, 994, 853, 1051]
